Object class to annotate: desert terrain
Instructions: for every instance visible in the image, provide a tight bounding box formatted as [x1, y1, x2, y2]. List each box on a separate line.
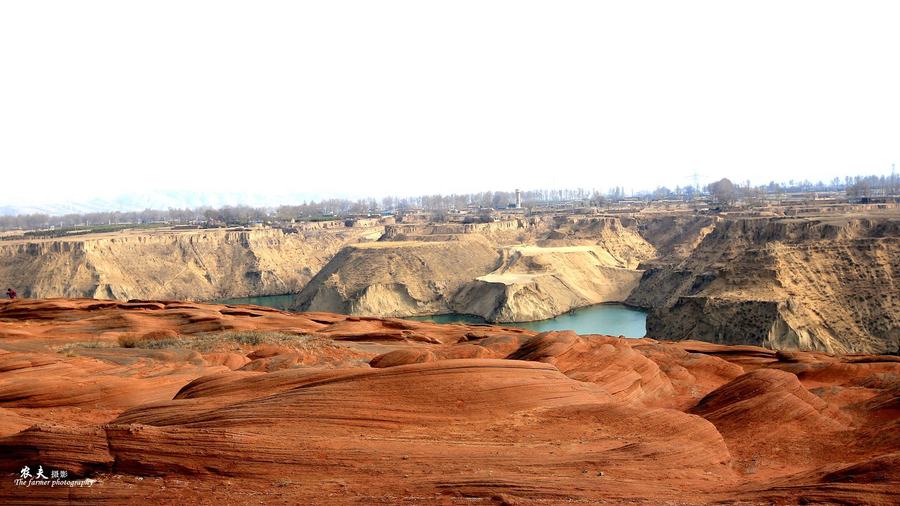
[0, 297, 897, 504]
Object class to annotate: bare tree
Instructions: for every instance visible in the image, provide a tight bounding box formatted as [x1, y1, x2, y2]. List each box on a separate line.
[707, 178, 736, 205]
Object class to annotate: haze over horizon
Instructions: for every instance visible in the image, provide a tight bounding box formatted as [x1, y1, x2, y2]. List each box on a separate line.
[2, 1, 898, 211]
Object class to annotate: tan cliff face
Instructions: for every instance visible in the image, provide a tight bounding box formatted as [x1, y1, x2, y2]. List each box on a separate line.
[633, 214, 717, 262]
[635, 215, 899, 354]
[454, 245, 645, 322]
[453, 217, 657, 322]
[0, 227, 382, 301]
[293, 235, 503, 317]
[296, 217, 658, 322]
[382, 219, 528, 243]
[532, 216, 657, 267]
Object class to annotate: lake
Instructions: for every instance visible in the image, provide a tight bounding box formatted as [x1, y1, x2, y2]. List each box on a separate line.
[215, 294, 296, 310]
[215, 295, 647, 338]
[407, 303, 647, 337]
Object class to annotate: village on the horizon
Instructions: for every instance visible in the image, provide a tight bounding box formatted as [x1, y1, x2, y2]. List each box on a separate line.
[2, 170, 898, 235]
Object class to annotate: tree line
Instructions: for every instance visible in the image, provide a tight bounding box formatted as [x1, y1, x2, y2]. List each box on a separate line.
[0, 189, 604, 231]
[2, 172, 896, 231]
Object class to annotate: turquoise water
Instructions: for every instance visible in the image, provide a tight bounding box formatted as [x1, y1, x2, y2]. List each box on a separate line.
[408, 303, 647, 337]
[216, 294, 296, 310]
[214, 295, 647, 338]
[408, 314, 490, 325]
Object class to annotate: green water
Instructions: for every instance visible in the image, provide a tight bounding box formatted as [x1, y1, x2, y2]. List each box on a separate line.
[216, 294, 296, 310]
[408, 303, 647, 337]
[214, 295, 647, 338]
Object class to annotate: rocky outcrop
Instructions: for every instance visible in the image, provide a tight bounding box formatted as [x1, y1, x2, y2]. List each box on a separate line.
[453, 245, 645, 321]
[294, 235, 502, 317]
[0, 226, 382, 301]
[632, 215, 900, 354]
[533, 216, 656, 263]
[633, 213, 716, 261]
[296, 218, 657, 322]
[382, 219, 527, 241]
[0, 298, 897, 504]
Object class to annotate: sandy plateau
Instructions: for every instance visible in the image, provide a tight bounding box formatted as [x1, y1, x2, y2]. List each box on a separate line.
[0, 298, 898, 504]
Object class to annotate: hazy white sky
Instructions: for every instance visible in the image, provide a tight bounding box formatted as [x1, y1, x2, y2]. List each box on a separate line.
[2, 1, 898, 207]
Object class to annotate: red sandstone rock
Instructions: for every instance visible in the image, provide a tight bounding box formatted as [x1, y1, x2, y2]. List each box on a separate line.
[0, 298, 896, 504]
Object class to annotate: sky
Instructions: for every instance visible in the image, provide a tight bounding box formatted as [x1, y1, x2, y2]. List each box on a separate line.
[1, 1, 898, 210]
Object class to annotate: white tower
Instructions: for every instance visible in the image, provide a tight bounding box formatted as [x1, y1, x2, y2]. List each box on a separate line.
[515, 189, 522, 208]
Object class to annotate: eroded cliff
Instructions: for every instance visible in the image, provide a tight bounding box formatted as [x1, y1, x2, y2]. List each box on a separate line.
[294, 235, 503, 317]
[296, 217, 657, 321]
[454, 245, 645, 322]
[632, 215, 899, 354]
[0, 226, 382, 301]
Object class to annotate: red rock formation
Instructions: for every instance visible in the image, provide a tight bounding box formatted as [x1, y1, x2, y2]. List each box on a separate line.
[0, 298, 897, 504]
